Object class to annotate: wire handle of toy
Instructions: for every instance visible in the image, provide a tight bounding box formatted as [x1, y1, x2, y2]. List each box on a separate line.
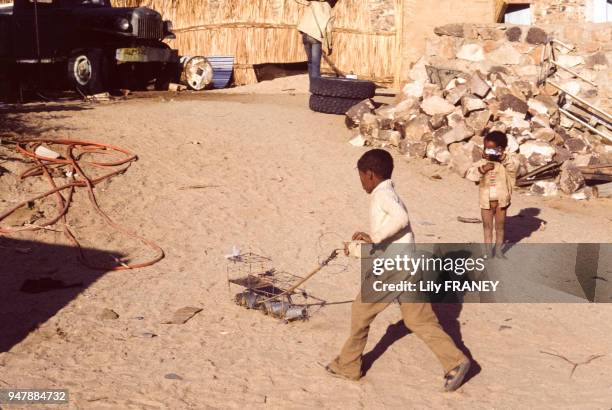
[260, 248, 339, 304]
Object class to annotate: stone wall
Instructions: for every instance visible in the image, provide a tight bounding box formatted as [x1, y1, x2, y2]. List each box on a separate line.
[532, 0, 587, 24]
[416, 23, 612, 109]
[399, 0, 494, 84]
[368, 0, 396, 32]
[345, 22, 611, 200]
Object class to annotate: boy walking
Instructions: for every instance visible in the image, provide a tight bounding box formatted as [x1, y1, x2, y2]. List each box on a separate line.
[326, 149, 470, 391]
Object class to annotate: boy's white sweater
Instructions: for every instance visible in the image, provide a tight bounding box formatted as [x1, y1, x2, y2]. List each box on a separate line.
[370, 179, 414, 244]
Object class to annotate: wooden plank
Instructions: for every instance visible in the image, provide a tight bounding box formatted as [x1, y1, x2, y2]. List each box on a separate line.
[496, 0, 533, 22]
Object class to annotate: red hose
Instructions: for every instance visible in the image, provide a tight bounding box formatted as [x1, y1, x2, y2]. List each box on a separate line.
[0, 138, 164, 270]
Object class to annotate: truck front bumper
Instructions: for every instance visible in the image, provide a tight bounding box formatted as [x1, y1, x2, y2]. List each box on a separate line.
[115, 47, 179, 63]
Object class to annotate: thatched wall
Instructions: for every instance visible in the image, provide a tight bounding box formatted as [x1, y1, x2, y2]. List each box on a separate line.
[114, 0, 307, 84]
[114, 0, 400, 85]
[324, 0, 399, 85]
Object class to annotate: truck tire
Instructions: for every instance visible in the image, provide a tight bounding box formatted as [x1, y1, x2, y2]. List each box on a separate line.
[67, 49, 109, 95]
[309, 94, 362, 115]
[309, 76, 376, 99]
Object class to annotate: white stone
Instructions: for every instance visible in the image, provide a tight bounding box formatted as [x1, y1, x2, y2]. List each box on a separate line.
[35, 146, 61, 159]
[527, 99, 549, 116]
[532, 114, 550, 129]
[388, 130, 402, 147]
[456, 44, 485, 62]
[556, 54, 584, 68]
[520, 140, 556, 163]
[561, 80, 581, 95]
[560, 115, 574, 129]
[449, 141, 481, 178]
[409, 57, 429, 83]
[440, 122, 474, 144]
[506, 134, 519, 153]
[349, 134, 367, 147]
[530, 181, 559, 196]
[426, 138, 451, 164]
[500, 110, 530, 132]
[421, 96, 456, 116]
[461, 95, 487, 116]
[571, 187, 594, 200]
[446, 110, 464, 128]
[444, 79, 458, 91]
[487, 43, 522, 65]
[402, 81, 425, 99]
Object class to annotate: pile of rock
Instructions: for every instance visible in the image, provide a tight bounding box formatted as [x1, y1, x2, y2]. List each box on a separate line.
[346, 24, 612, 199]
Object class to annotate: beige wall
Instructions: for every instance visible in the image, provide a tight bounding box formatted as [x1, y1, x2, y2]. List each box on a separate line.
[398, 0, 494, 84]
[532, 0, 587, 24]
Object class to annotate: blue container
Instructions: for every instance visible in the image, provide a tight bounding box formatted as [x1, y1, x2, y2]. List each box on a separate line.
[206, 56, 235, 89]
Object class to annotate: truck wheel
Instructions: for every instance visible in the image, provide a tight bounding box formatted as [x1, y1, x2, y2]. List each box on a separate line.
[309, 94, 363, 115]
[67, 49, 109, 95]
[309, 76, 376, 99]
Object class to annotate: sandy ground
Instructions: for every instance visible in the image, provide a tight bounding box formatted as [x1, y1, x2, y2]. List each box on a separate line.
[0, 75, 612, 409]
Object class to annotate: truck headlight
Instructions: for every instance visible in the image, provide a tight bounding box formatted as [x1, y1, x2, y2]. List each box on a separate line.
[117, 18, 130, 31]
[164, 20, 173, 32]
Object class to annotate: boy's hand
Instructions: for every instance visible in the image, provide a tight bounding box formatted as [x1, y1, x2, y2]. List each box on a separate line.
[481, 163, 495, 173]
[343, 242, 350, 256]
[352, 232, 372, 243]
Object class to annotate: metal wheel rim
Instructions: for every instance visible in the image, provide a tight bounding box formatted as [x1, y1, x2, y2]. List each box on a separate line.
[184, 57, 213, 91]
[74, 55, 92, 86]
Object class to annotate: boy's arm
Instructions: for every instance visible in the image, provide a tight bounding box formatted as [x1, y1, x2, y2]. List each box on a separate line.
[370, 193, 410, 244]
[502, 154, 520, 186]
[466, 159, 486, 182]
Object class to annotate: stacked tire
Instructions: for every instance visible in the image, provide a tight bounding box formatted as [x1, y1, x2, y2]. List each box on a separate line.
[308, 76, 376, 115]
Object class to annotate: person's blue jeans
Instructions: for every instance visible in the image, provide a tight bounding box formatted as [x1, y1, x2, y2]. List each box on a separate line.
[302, 33, 322, 78]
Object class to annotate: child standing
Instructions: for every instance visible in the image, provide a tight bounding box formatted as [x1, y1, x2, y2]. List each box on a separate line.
[326, 149, 470, 392]
[467, 131, 520, 256]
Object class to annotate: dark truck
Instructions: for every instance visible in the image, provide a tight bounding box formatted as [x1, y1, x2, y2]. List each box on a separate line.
[0, 0, 179, 95]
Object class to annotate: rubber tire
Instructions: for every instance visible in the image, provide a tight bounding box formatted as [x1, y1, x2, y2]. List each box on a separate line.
[67, 49, 109, 95]
[309, 76, 376, 99]
[309, 94, 363, 115]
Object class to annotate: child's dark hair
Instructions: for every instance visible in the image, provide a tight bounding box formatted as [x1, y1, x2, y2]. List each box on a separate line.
[357, 149, 394, 179]
[484, 130, 508, 148]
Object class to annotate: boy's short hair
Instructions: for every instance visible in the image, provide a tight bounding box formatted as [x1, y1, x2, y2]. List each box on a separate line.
[484, 130, 508, 148]
[357, 149, 393, 179]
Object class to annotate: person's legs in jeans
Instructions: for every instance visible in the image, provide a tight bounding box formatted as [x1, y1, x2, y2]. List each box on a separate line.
[302, 33, 322, 78]
[310, 40, 322, 77]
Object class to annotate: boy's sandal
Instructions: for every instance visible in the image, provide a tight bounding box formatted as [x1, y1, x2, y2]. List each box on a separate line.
[443, 360, 471, 392]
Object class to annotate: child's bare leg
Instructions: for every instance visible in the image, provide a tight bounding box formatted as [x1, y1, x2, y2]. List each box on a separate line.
[494, 205, 507, 250]
[481, 205, 494, 244]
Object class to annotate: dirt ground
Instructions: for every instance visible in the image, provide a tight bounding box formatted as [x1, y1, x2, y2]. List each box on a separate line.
[1, 75, 611, 409]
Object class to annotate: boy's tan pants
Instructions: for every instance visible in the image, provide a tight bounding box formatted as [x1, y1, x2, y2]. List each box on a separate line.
[329, 293, 467, 380]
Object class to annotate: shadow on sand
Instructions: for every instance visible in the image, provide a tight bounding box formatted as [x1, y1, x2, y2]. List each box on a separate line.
[361, 303, 480, 385]
[0, 236, 122, 353]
